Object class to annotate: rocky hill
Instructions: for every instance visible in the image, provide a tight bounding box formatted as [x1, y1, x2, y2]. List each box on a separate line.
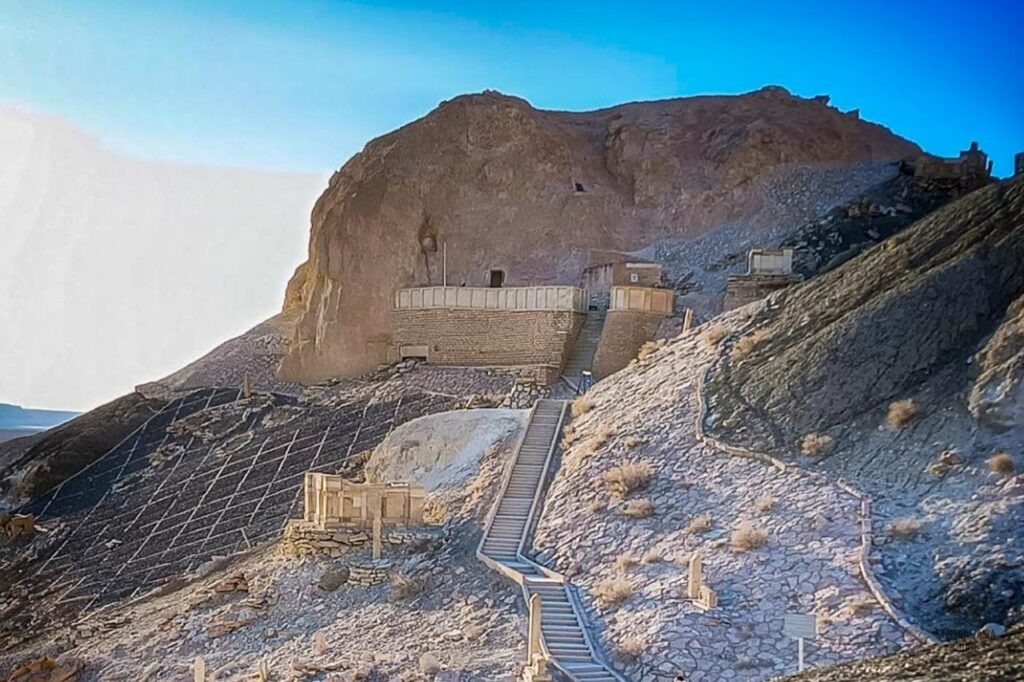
[701, 176, 1024, 637]
[278, 87, 920, 383]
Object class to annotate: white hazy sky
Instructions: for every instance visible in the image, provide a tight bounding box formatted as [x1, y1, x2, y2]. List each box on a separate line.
[0, 105, 325, 411]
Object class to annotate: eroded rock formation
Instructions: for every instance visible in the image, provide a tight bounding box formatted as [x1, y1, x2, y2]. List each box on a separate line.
[278, 87, 920, 383]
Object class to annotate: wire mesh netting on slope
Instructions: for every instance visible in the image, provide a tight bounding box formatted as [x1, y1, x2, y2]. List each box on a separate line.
[1, 385, 459, 638]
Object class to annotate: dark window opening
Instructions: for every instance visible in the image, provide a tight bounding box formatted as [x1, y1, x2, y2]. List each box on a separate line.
[489, 269, 505, 288]
[574, 182, 585, 192]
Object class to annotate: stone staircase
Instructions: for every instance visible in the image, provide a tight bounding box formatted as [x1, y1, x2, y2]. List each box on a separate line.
[477, 399, 624, 682]
[562, 310, 607, 392]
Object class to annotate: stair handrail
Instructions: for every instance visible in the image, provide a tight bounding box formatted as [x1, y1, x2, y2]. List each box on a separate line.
[514, 400, 628, 682]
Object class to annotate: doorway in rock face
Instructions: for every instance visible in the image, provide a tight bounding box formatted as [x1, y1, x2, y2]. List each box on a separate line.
[489, 269, 505, 288]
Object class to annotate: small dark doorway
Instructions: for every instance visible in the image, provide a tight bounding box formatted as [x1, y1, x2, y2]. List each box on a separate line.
[489, 269, 505, 288]
[575, 182, 585, 192]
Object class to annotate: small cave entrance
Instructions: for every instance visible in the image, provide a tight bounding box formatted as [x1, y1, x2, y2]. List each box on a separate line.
[488, 269, 506, 288]
[574, 182, 585, 193]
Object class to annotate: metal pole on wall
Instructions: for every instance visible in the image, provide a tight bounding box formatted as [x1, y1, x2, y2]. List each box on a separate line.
[443, 240, 447, 287]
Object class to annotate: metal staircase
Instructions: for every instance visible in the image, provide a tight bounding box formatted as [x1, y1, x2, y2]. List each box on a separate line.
[477, 399, 624, 682]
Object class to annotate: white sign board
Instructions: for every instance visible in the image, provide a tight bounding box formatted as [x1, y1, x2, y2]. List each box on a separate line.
[783, 613, 817, 640]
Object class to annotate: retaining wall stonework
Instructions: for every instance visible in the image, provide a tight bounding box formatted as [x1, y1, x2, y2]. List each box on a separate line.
[592, 310, 664, 379]
[391, 308, 584, 373]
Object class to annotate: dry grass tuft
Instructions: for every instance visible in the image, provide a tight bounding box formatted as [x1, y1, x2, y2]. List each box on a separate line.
[620, 498, 654, 519]
[419, 653, 442, 675]
[575, 425, 617, 465]
[613, 554, 638, 572]
[641, 549, 663, 564]
[637, 341, 661, 362]
[623, 436, 645, 450]
[730, 521, 769, 552]
[754, 496, 775, 514]
[604, 460, 654, 499]
[594, 578, 635, 606]
[389, 573, 425, 601]
[801, 432, 834, 458]
[686, 514, 712, 535]
[730, 329, 771, 362]
[886, 399, 919, 429]
[571, 398, 594, 418]
[614, 636, 646, 662]
[988, 452, 1016, 476]
[586, 498, 607, 514]
[844, 595, 877, 617]
[701, 323, 728, 348]
[887, 517, 922, 541]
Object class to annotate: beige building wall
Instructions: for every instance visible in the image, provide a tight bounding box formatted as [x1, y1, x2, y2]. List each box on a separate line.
[391, 308, 584, 377]
[592, 310, 665, 379]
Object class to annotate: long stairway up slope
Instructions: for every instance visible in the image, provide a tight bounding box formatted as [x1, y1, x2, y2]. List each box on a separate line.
[477, 399, 624, 682]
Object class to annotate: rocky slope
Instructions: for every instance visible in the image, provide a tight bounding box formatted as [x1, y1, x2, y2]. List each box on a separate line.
[703, 177, 1024, 636]
[278, 87, 921, 383]
[783, 626, 1023, 681]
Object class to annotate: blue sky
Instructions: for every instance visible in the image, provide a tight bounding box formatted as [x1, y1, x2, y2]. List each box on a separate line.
[1, 0, 1022, 173]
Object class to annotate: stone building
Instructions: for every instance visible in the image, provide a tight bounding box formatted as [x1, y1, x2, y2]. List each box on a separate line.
[914, 142, 992, 189]
[303, 473, 425, 530]
[724, 248, 802, 311]
[582, 250, 663, 305]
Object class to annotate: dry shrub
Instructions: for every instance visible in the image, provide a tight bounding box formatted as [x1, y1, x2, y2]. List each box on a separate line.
[623, 436, 645, 450]
[988, 452, 1016, 476]
[754, 496, 775, 514]
[844, 595, 877, 617]
[560, 424, 578, 450]
[587, 498, 607, 514]
[687, 514, 712, 535]
[620, 498, 653, 519]
[604, 461, 654, 499]
[637, 341, 660, 362]
[886, 399, 919, 429]
[613, 554, 638, 572]
[801, 432, 834, 458]
[702, 324, 728, 348]
[615, 636, 645, 662]
[576, 425, 617, 465]
[641, 549, 662, 564]
[389, 573, 424, 601]
[730, 521, 769, 552]
[887, 517, 922, 541]
[419, 653, 442, 675]
[730, 329, 771, 362]
[594, 578, 634, 605]
[571, 398, 594, 418]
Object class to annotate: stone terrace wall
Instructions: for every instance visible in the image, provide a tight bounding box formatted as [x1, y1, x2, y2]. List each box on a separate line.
[391, 308, 584, 376]
[592, 310, 664, 379]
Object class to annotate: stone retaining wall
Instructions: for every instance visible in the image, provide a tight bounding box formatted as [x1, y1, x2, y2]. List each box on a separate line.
[390, 308, 584, 378]
[592, 310, 664, 379]
[279, 520, 430, 558]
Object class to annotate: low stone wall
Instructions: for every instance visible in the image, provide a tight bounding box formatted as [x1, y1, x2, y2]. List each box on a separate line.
[500, 378, 552, 409]
[279, 520, 431, 558]
[391, 308, 584, 379]
[348, 559, 393, 587]
[592, 310, 664, 379]
[723, 275, 799, 311]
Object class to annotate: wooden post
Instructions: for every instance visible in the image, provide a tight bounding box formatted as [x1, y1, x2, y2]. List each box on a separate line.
[524, 594, 551, 681]
[372, 516, 382, 561]
[687, 554, 703, 600]
[682, 308, 694, 333]
[242, 372, 252, 398]
[193, 656, 206, 682]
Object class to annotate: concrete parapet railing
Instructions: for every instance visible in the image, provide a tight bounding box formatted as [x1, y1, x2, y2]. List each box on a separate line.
[609, 286, 673, 315]
[693, 341, 939, 646]
[395, 286, 589, 313]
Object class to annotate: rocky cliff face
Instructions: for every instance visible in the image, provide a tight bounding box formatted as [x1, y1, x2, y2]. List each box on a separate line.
[278, 87, 920, 383]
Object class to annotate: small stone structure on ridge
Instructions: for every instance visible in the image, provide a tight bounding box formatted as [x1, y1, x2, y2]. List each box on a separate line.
[724, 248, 802, 311]
[914, 141, 992, 190]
